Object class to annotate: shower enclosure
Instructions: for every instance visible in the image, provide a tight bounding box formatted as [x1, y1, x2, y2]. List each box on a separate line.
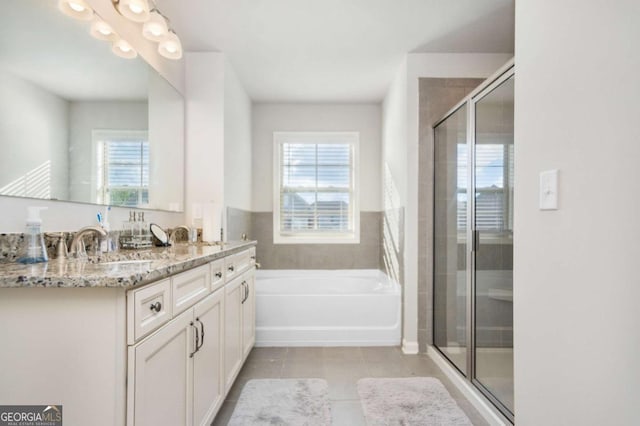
[433, 62, 514, 421]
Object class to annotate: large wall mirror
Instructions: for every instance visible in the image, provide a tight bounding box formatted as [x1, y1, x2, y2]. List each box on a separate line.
[0, 0, 184, 212]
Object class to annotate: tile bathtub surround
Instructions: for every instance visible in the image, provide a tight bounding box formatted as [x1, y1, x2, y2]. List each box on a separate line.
[251, 211, 382, 270]
[417, 78, 484, 352]
[212, 346, 488, 426]
[226, 207, 253, 242]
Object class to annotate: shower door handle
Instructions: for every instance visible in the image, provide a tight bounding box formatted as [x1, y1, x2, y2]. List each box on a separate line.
[472, 230, 480, 252]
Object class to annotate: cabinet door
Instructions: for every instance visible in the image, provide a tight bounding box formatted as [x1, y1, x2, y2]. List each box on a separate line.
[224, 276, 243, 393]
[193, 289, 225, 426]
[131, 309, 194, 426]
[241, 270, 256, 360]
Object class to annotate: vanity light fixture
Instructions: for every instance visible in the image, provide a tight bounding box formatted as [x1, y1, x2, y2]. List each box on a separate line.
[90, 18, 116, 41]
[114, 0, 150, 23]
[58, 0, 94, 21]
[112, 0, 183, 61]
[142, 9, 168, 42]
[111, 37, 138, 59]
[158, 29, 183, 60]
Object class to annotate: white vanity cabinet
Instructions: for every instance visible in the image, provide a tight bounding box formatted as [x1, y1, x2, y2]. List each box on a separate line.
[128, 308, 194, 426]
[241, 271, 256, 359]
[223, 275, 244, 393]
[223, 267, 256, 393]
[127, 247, 255, 426]
[0, 244, 256, 426]
[192, 288, 225, 426]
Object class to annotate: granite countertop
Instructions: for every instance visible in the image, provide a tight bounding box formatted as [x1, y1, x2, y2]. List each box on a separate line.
[0, 241, 256, 289]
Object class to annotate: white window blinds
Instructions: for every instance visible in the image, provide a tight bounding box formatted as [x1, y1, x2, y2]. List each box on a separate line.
[457, 143, 513, 232]
[95, 131, 149, 206]
[274, 132, 359, 243]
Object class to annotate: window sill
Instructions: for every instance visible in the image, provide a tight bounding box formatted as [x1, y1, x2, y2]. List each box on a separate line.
[274, 233, 360, 245]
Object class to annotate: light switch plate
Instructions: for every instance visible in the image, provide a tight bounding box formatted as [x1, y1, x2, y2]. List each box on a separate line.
[539, 169, 559, 210]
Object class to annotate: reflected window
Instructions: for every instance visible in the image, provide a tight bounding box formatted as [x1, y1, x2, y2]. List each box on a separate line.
[457, 143, 514, 235]
[94, 130, 149, 207]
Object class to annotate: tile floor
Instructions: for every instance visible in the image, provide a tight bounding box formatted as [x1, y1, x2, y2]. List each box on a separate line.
[211, 346, 488, 426]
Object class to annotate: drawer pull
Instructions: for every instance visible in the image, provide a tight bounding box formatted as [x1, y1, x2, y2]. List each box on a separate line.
[215, 272, 222, 279]
[149, 302, 162, 312]
[228, 265, 235, 272]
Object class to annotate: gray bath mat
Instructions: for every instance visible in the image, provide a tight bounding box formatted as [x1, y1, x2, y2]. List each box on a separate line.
[229, 379, 331, 426]
[357, 377, 472, 426]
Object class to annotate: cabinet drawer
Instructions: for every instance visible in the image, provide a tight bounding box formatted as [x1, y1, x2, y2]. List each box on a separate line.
[172, 264, 210, 316]
[129, 279, 172, 344]
[225, 254, 239, 282]
[226, 248, 255, 281]
[239, 247, 256, 272]
[210, 259, 225, 292]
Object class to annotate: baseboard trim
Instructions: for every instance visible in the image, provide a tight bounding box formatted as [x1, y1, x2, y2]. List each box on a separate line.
[427, 345, 511, 426]
[401, 339, 419, 354]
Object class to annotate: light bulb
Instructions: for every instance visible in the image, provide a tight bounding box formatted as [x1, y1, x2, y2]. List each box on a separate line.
[112, 38, 137, 59]
[69, 2, 85, 12]
[128, 4, 143, 14]
[142, 10, 168, 42]
[158, 31, 182, 60]
[116, 0, 150, 23]
[58, 0, 93, 21]
[90, 19, 116, 41]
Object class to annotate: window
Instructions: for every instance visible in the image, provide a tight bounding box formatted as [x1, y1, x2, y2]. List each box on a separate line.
[94, 130, 149, 207]
[457, 142, 514, 237]
[273, 132, 359, 244]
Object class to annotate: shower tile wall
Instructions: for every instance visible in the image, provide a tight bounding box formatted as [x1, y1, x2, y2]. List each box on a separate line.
[418, 78, 484, 352]
[251, 211, 383, 269]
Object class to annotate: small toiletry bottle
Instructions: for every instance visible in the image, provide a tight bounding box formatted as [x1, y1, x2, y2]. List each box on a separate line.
[17, 207, 48, 264]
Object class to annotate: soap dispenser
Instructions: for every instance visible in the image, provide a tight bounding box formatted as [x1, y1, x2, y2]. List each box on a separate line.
[17, 207, 48, 264]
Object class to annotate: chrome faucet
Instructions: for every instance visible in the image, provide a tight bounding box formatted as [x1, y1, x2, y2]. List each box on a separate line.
[169, 225, 192, 245]
[69, 226, 107, 258]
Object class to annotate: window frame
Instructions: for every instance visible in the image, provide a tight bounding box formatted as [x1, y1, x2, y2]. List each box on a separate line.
[93, 129, 149, 206]
[273, 131, 360, 244]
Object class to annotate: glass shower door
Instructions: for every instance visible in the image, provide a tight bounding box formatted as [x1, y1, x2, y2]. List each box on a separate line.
[433, 104, 469, 375]
[472, 75, 515, 415]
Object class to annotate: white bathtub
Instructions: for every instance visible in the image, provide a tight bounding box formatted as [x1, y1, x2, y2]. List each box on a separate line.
[255, 269, 401, 347]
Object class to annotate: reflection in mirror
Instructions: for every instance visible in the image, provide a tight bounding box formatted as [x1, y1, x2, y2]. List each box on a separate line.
[0, 0, 184, 211]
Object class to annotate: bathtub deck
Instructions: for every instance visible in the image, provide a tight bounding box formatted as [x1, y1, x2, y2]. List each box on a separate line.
[211, 346, 488, 426]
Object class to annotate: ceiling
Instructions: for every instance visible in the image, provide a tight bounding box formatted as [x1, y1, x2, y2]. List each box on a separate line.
[159, 0, 515, 102]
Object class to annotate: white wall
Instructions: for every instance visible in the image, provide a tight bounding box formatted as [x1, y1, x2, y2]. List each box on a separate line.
[224, 59, 253, 211]
[252, 103, 382, 212]
[68, 101, 148, 203]
[184, 52, 225, 226]
[514, 1, 640, 424]
[0, 71, 69, 201]
[382, 59, 408, 207]
[382, 53, 512, 352]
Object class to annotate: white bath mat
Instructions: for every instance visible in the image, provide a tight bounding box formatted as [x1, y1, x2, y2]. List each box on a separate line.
[228, 379, 331, 426]
[357, 377, 472, 426]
